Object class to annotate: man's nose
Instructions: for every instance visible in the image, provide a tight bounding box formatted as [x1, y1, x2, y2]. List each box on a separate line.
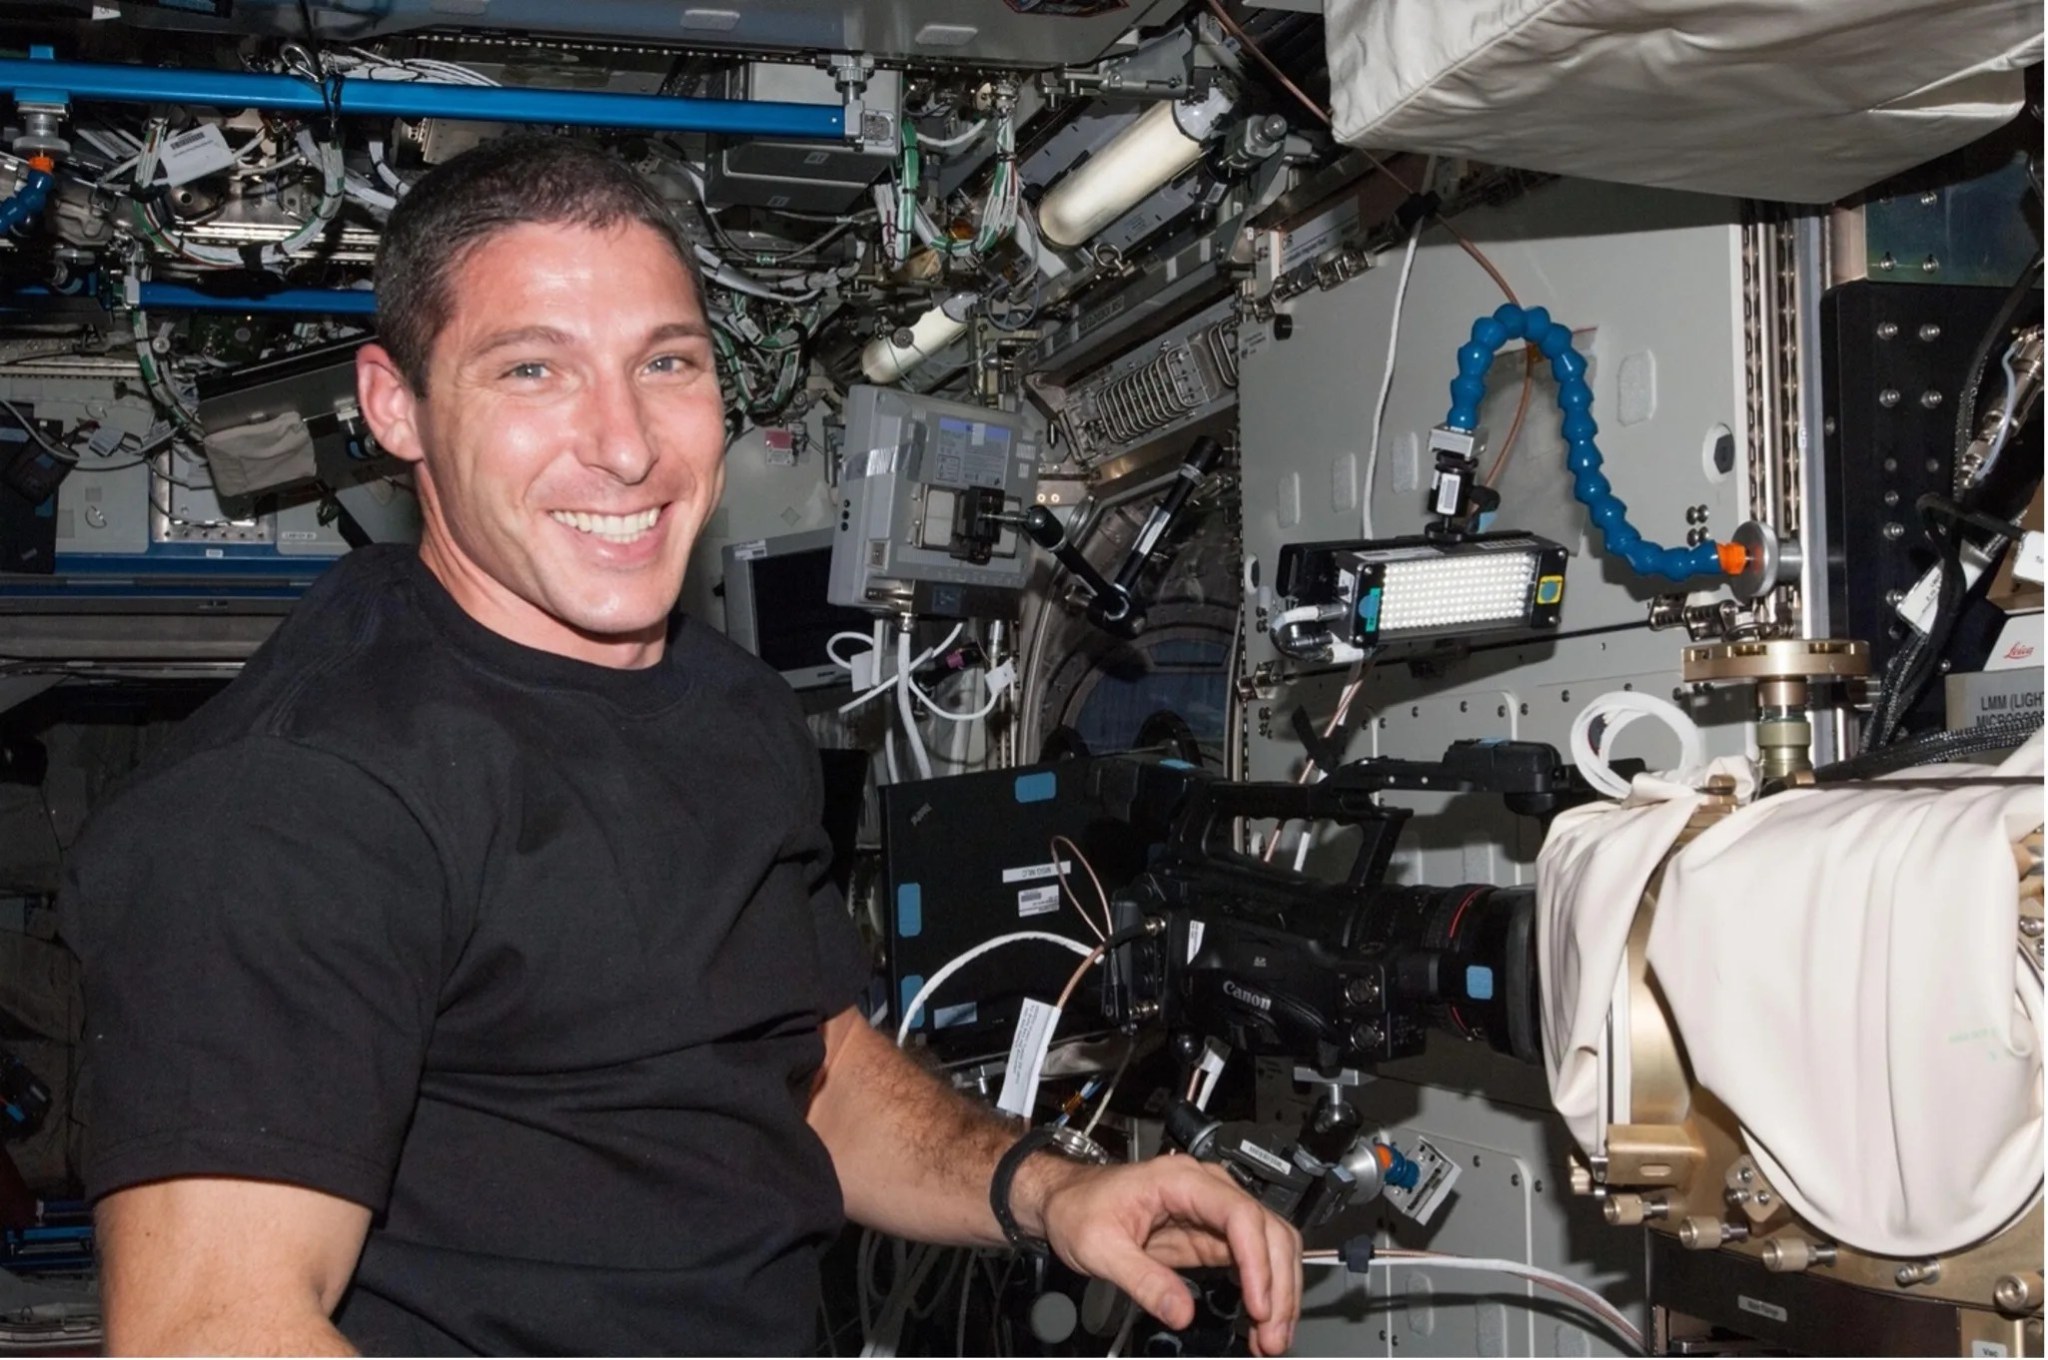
[576, 374, 659, 485]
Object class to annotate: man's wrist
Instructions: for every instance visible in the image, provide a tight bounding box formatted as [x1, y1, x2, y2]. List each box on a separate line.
[1004, 1143, 1096, 1241]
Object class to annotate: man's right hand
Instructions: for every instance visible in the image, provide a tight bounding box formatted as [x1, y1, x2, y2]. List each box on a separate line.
[98, 1177, 370, 1356]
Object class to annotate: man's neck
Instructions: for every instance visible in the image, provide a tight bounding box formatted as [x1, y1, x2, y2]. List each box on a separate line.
[416, 538, 666, 670]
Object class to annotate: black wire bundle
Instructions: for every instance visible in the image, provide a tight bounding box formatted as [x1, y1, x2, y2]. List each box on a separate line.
[1816, 714, 2040, 782]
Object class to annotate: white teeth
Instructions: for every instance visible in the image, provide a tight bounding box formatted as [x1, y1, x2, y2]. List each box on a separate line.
[549, 508, 660, 542]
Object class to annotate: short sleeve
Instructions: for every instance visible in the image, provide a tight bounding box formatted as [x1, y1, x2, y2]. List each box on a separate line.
[58, 737, 449, 1211]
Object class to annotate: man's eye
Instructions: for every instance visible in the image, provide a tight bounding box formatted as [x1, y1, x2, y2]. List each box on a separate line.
[646, 353, 696, 375]
[505, 362, 549, 380]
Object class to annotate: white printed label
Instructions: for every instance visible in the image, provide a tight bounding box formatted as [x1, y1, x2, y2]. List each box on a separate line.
[995, 998, 1061, 1117]
[1132, 507, 1169, 562]
[1737, 1296, 1788, 1324]
[2015, 530, 2045, 585]
[1001, 860, 1071, 885]
[1970, 1342, 2009, 1357]
[1192, 1037, 1229, 1109]
[1897, 539, 1996, 634]
[730, 539, 768, 561]
[1017, 884, 1061, 918]
[158, 124, 238, 187]
[1235, 1139, 1293, 1178]
[1279, 200, 1359, 275]
[1185, 919, 1206, 963]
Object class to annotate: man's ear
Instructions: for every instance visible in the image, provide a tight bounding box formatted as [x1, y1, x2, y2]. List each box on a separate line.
[357, 343, 425, 465]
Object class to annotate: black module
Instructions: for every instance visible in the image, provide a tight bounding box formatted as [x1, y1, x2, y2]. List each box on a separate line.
[1820, 279, 2040, 729]
[883, 758, 1149, 1061]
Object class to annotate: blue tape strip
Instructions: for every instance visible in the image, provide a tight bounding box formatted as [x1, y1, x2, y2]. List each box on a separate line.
[899, 974, 925, 1029]
[1465, 964, 1495, 1002]
[895, 883, 922, 939]
[1014, 771, 1057, 804]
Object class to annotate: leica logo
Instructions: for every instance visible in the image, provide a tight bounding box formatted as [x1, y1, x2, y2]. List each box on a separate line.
[2006, 641, 2036, 662]
[1222, 980, 1272, 1013]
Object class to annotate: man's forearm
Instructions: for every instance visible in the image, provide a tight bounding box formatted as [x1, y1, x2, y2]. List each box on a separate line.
[806, 1010, 1084, 1244]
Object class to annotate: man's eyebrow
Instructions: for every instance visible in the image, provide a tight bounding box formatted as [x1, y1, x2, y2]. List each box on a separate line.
[645, 321, 713, 345]
[467, 324, 574, 360]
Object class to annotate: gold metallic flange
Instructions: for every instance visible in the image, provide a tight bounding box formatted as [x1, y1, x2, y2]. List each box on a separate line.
[1681, 638, 1871, 682]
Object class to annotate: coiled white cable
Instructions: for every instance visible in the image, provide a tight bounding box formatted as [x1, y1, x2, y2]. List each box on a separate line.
[1569, 690, 1705, 798]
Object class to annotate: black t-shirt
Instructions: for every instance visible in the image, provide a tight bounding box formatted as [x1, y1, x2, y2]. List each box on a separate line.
[59, 544, 874, 1355]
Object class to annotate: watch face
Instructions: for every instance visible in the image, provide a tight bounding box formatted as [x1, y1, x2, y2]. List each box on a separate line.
[1047, 1124, 1112, 1165]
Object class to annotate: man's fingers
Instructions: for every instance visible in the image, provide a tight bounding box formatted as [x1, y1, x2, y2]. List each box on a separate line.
[1256, 1212, 1301, 1354]
[1086, 1236, 1197, 1332]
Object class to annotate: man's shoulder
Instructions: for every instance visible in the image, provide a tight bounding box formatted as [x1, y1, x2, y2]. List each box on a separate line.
[111, 547, 475, 808]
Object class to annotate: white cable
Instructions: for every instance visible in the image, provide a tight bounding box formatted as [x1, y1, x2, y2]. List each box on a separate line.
[1985, 335, 2026, 469]
[343, 171, 397, 212]
[1569, 690, 1706, 799]
[895, 931, 1096, 1045]
[838, 623, 966, 714]
[1301, 1252, 1642, 1352]
[827, 629, 877, 672]
[903, 659, 1002, 722]
[917, 118, 989, 151]
[367, 136, 407, 193]
[895, 629, 934, 782]
[1362, 214, 1425, 539]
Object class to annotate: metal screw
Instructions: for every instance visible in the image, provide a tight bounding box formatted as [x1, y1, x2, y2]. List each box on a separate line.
[1883, 522, 1905, 541]
[1917, 323, 1942, 341]
[1926, 458, 1943, 474]
[1351, 1021, 1385, 1051]
[1739, 1167, 1755, 1183]
[1922, 255, 1940, 273]
[1884, 490, 1900, 507]
[1344, 976, 1383, 1007]
[1994, 1273, 2040, 1312]
[1896, 1259, 1941, 1287]
[1876, 321, 1899, 339]
[1518, 703, 1529, 715]
[1824, 416, 1838, 435]
[1496, 705, 1506, 718]
[2019, 918, 2043, 938]
[1756, 1191, 1772, 1205]
[1884, 589, 1904, 606]
[1920, 190, 1940, 205]
[1562, 689, 1572, 702]
[1878, 388, 1901, 408]
[1883, 457, 1898, 472]
[1920, 390, 1943, 409]
[1878, 252, 1896, 272]
[1726, 1187, 1752, 1206]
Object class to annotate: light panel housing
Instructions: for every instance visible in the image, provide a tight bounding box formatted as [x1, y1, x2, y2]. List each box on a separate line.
[1274, 531, 1570, 657]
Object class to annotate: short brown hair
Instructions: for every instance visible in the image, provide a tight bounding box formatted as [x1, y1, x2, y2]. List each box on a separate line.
[373, 135, 705, 393]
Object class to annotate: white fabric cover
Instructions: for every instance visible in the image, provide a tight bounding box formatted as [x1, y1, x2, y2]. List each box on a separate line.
[1535, 758, 1754, 1153]
[1325, 0, 2043, 203]
[1646, 735, 2044, 1256]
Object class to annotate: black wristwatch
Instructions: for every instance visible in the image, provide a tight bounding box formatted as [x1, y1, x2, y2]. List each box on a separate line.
[989, 1125, 1111, 1256]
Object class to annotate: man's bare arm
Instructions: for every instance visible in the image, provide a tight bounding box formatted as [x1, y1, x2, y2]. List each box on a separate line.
[98, 1177, 371, 1356]
[807, 1007, 1300, 1355]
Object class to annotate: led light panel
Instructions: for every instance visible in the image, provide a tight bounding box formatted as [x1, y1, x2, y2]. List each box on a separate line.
[1378, 552, 1539, 633]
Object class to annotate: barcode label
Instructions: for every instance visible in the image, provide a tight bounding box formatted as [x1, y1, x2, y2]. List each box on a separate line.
[159, 125, 237, 186]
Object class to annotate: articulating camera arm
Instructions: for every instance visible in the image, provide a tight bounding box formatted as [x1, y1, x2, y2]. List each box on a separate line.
[1010, 434, 1225, 638]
